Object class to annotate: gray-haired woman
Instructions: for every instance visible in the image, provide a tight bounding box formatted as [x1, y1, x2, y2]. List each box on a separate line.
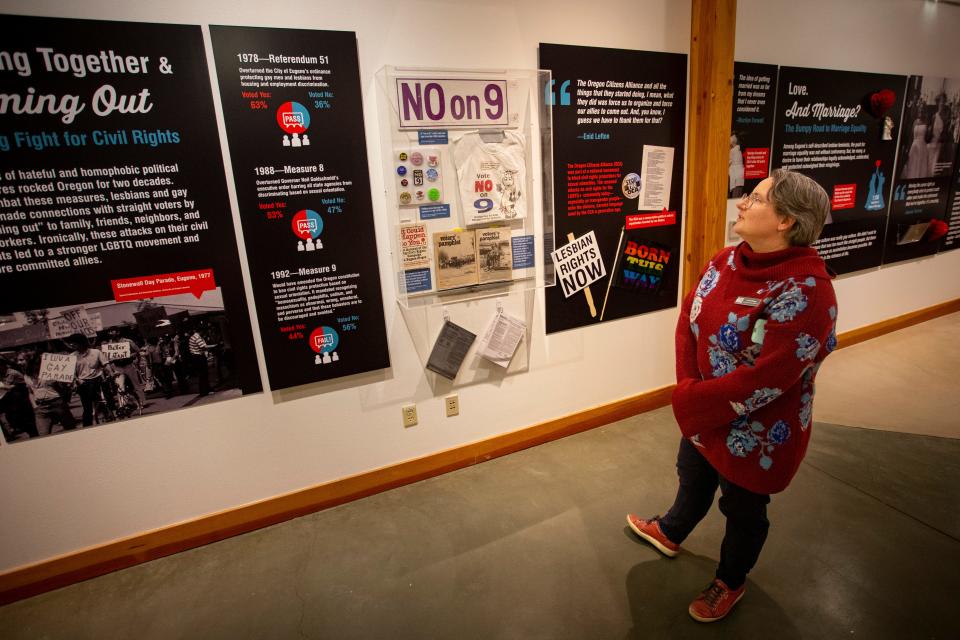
[628, 169, 838, 622]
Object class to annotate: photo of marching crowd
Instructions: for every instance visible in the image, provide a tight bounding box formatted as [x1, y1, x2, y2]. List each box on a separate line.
[0, 290, 243, 443]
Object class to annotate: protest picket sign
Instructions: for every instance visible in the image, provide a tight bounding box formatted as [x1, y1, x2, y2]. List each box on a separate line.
[39, 353, 77, 383]
[48, 314, 103, 339]
[102, 342, 133, 361]
[60, 308, 98, 338]
[550, 231, 607, 299]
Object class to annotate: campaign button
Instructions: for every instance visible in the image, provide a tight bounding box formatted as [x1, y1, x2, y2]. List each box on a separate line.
[428, 188, 441, 202]
[396, 166, 407, 176]
[410, 152, 423, 165]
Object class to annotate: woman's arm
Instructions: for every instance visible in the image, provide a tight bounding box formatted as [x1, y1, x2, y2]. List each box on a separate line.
[675, 286, 702, 382]
[675, 250, 732, 383]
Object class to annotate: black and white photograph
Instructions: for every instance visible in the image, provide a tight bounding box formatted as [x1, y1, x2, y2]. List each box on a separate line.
[883, 75, 960, 265]
[477, 228, 513, 285]
[0, 290, 242, 443]
[898, 76, 960, 180]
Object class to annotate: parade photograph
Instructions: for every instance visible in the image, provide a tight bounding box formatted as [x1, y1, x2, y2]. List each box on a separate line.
[0, 288, 242, 443]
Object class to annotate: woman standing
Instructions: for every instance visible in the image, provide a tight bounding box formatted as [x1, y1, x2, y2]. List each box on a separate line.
[627, 169, 837, 622]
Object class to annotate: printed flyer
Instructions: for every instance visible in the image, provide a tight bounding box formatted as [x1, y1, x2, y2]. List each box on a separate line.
[883, 75, 959, 264]
[771, 66, 906, 274]
[210, 26, 389, 389]
[539, 43, 685, 334]
[0, 16, 262, 443]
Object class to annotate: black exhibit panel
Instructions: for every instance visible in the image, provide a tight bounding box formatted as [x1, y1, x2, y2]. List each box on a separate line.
[540, 43, 686, 334]
[0, 16, 262, 413]
[772, 66, 906, 274]
[210, 26, 389, 390]
[730, 62, 779, 198]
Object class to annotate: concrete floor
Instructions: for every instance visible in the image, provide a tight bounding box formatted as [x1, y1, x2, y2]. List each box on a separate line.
[1, 315, 959, 639]
[814, 312, 960, 438]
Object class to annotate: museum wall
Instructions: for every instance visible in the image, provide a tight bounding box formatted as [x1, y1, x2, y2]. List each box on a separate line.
[0, 0, 957, 573]
[735, 0, 960, 332]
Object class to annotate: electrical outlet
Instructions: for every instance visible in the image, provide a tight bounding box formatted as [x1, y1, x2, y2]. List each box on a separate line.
[445, 394, 459, 417]
[401, 404, 418, 428]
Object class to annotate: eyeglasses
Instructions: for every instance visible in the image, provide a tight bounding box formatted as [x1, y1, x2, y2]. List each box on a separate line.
[739, 192, 767, 209]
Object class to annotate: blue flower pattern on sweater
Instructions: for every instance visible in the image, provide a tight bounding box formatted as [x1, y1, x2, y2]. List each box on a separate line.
[825, 306, 838, 353]
[719, 322, 743, 352]
[768, 287, 808, 323]
[730, 387, 782, 416]
[696, 266, 721, 298]
[726, 428, 758, 458]
[706, 311, 753, 378]
[708, 347, 737, 377]
[726, 415, 792, 470]
[795, 333, 820, 361]
[799, 392, 813, 431]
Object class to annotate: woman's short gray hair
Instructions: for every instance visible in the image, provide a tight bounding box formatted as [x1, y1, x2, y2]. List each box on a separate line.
[768, 168, 830, 246]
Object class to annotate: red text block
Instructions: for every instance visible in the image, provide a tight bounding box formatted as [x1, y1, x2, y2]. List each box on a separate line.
[111, 269, 216, 301]
[831, 184, 857, 210]
[626, 209, 677, 229]
[743, 148, 769, 179]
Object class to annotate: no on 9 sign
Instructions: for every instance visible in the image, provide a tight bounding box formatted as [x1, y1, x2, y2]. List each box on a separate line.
[396, 78, 509, 129]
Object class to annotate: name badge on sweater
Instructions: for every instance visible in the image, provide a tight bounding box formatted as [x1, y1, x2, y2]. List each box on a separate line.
[735, 296, 761, 307]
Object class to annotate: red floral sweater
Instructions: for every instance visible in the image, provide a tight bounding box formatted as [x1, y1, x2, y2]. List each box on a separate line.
[672, 243, 837, 494]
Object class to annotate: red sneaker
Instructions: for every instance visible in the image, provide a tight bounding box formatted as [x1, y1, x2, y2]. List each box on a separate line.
[688, 578, 746, 622]
[626, 514, 680, 558]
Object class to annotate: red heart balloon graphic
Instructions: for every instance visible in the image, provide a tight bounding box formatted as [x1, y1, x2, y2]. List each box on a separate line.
[926, 218, 948, 242]
[869, 89, 896, 118]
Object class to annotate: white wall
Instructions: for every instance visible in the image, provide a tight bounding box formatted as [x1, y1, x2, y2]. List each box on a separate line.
[0, 0, 957, 572]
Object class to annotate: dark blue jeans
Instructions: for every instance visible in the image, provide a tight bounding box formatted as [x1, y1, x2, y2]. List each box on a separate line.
[658, 438, 770, 590]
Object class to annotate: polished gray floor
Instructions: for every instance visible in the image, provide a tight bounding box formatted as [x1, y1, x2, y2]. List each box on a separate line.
[3, 312, 960, 639]
[1, 406, 958, 639]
